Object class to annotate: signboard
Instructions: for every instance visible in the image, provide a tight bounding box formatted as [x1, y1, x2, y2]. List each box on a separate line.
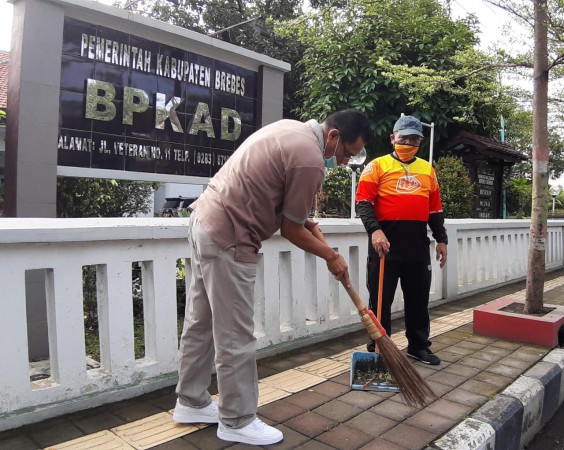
[476, 169, 495, 219]
[57, 17, 258, 180]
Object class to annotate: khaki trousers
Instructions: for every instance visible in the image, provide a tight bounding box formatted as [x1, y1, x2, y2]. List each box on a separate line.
[176, 214, 258, 428]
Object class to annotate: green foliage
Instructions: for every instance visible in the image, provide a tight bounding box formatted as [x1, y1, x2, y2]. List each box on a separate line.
[82, 266, 98, 332]
[434, 156, 475, 218]
[502, 107, 564, 181]
[276, 0, 509, 154]
[115, 0, 207, 33]
[116, 0, 306, 119]
[505, 177, 532, 218]
[549, 186, 564, 216]
[176, 258, 188, 317]
[57, 177, 158, 218]
[317, 166, 360, 217]
[486, 1, 564, 75]
[322, 167, 356, 202]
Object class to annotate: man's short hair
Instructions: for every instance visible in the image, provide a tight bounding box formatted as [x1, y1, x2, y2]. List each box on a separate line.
[324, 109, 372, 144]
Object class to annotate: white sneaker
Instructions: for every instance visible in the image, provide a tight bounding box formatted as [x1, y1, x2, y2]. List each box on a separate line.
[172, 399, 219, 424]
[217, 417, 283, 445]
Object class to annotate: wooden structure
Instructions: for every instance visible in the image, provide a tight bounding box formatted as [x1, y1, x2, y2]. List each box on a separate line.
[443, 131, 528, 219]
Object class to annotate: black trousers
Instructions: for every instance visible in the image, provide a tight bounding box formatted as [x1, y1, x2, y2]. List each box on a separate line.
[366, 244, 432, 353]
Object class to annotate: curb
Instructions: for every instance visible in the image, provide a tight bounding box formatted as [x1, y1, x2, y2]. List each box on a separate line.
[428, 348, 564, 450]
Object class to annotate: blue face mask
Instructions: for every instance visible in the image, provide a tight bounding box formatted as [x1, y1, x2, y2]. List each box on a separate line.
[324, 136, 339, 169]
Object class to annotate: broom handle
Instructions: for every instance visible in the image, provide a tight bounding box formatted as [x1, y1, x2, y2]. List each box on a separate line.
[310, 225, 387, 340]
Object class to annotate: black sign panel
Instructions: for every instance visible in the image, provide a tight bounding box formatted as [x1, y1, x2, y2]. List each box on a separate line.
[58, 17, 258, 178]
[475, 168, 495, 219]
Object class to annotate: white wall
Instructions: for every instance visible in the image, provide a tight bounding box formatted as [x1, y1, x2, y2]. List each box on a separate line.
[0, 217, 562, 430]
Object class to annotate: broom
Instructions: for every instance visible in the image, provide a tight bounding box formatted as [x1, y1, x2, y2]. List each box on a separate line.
[312, 226, 436, 407]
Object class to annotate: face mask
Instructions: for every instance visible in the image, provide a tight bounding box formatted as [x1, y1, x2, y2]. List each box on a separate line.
[324, 136, 339, 169]
[394, 143, 418, 162]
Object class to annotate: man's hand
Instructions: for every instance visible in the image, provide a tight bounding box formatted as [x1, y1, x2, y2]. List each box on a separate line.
[436, 242, 447, 268]
[306, 222, 351, 287]
[371, 229, 390, 257]
[326, 251, 350, 288]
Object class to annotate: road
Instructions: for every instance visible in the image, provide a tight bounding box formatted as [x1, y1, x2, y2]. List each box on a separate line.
[527, 402, 564, 449]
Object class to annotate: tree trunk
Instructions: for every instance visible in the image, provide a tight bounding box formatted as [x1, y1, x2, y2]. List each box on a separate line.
[524, 0, 549, 314]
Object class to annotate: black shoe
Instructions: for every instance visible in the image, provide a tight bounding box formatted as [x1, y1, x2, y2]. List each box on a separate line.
[407, 348, 441, 365]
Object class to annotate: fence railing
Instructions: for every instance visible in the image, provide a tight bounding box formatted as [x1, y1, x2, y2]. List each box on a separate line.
[0, 217, 563, 430]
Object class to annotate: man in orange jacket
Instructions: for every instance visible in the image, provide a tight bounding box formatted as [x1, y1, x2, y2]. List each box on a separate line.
[356, 115, 448, 365]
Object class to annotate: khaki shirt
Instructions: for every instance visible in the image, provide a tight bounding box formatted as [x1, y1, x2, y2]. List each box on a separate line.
[191, 119, 325, 263]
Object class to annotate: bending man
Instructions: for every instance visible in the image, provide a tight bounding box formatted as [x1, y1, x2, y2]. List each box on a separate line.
[174, 109, 371, 445]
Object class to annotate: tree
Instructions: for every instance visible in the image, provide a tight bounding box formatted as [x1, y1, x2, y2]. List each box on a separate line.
[276, 0, 514, 155]
[434, 156, 475, 218]
[525, 0, 549, 313]
[116, 0, 207, 33]
[57, 178, 158, 218]
[115, 0, 306, 119]
[204, 0, 307, 118]
[485, 0, 563, 313]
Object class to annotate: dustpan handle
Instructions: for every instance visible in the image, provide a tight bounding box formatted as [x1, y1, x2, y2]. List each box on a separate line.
[377, 254, 385, 323]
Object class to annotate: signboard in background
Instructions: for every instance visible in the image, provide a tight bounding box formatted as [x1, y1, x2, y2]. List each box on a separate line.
[58, 17, 258, 180]
[476, 168, 495, 219]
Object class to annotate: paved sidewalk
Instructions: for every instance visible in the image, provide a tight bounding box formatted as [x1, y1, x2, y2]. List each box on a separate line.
[2, 269, 564, 450]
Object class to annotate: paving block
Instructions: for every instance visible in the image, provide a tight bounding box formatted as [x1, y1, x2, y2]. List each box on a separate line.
[260, 369, 326, 393]
[295, 358, 349, 378]
[472, 394, 523, 450]
[258, 398, 305, 423]
[111, 412, 202, 450]
[502, 376, 544, 449]
[380, 423, 437, 449]
[345, 410, 397, 437]
[316, 423, 374, 449]
[257, 383, 292, 406]
[313, 399, 363, 423]
[433, 418, 495, 450]
[268, 424, 310, 449]
[284, 411, 338, 438]
[542, 348, 564, 404]
[523, 361, 561, 425]
[44, 430, 133, 449]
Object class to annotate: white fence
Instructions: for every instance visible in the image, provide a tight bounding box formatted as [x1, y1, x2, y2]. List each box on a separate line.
[0, 217, 563, 430]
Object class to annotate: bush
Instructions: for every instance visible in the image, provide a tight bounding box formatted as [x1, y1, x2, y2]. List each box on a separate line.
[434, 156, 475, 218]
[316, 166, 361, 218]
[505, 177, 532, 218]
[57, 177, 158, 218]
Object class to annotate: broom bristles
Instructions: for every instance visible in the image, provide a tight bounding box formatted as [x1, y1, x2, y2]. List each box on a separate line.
[359, 308, 436, 407]
[375, 335, 436, 407]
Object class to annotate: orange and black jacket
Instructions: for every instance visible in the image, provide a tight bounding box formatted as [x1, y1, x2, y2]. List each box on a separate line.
[356, 153, 448, 262]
